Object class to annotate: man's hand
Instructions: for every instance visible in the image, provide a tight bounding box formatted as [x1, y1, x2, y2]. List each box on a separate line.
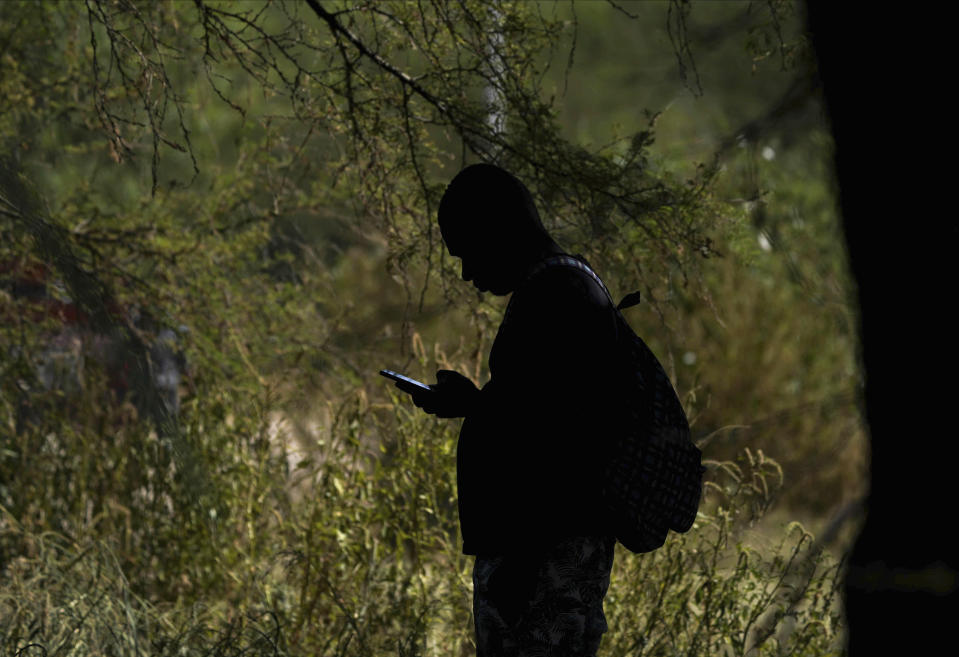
[395, 369, 480, 418]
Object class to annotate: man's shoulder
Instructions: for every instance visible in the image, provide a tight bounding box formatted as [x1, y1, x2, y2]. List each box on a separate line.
[521, 255, 610, 308]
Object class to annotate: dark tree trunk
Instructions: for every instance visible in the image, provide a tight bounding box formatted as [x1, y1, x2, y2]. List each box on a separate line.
[806, 3, 958, 653]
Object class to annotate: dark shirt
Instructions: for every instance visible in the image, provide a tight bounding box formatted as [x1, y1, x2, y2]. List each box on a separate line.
[457, 255, 621, 555]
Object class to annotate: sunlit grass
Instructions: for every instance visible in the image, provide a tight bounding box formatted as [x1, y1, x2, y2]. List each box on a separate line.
[2, 373, 848, 655]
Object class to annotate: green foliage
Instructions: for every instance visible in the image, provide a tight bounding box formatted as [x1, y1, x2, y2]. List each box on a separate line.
[605, 447, 845, 657]
[2, 408, 845, 655]
[1, 1, 857, 655]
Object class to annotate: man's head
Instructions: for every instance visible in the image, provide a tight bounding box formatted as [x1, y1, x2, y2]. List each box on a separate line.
[438, 164, 551, 295]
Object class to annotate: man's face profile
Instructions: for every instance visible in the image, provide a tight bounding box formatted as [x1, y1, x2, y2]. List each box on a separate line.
[443, 223, 514, 295]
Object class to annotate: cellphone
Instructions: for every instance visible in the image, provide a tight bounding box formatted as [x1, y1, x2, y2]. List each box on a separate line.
[379, 369, 432, 392]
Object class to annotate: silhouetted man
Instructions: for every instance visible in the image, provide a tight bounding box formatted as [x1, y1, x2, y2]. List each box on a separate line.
[394, 163, 621, 656]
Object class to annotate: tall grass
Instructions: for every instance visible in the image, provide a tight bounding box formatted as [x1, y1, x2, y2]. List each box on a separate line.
[1, 364, 846, 655]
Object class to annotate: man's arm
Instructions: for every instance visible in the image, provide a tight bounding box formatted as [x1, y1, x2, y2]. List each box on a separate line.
[483, 264, 621, 532]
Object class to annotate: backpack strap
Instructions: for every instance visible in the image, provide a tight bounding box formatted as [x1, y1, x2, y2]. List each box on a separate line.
[525, 255, 641, 311]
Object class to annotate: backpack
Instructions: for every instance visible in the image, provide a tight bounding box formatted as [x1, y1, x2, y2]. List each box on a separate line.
[527, 254, 706, 554]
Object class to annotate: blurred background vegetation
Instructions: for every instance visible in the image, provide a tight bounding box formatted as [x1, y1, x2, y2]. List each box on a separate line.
[1, 1, 861, 654]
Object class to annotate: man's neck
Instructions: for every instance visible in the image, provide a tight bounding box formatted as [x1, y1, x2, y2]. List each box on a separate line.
[514, 239, 565, 285]
[531, 239, 564, 263]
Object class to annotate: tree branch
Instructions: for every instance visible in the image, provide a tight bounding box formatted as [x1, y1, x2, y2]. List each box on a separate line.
[305, 0, 451, 119]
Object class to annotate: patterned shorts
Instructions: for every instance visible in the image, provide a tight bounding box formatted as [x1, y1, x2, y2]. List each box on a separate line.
[472, 535, 616, 657]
